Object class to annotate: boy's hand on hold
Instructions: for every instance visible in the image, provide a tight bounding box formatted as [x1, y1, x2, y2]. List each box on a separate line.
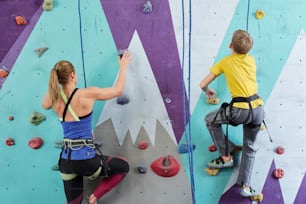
[118, 51, 132, 69]
[205, 88, 216, 99]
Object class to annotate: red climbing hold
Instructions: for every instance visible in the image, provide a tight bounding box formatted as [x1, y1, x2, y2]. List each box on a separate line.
[15, 16, 28, 25]
[28, 137, 43, 149]
[151, 155, 180, 177]
[5, 137, 15, 146]
[273, 168, 284, 179]
[276, 146, 285, 154]
[208, 144, 217, 152]
[8, 115, 14, 121]
[138, 141, 149, 150]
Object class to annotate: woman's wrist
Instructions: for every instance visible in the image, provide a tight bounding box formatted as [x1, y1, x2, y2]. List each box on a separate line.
[201, 86, 208, 92]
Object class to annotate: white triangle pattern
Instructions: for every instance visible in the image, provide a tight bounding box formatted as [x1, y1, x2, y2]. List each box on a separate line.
[97, 31, 176, 146]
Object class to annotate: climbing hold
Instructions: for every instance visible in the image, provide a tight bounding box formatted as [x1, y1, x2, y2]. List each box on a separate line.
[151, 155, 180, 177]
[34, 47, 48, 57]
[0, 66, 9, 78]
[137, 166, 147, 174]
[42, 0, 53, 11]
[273, 168, 284, 179]
[207, 97, 220, 105]
[117, 49, 127, 58]
[255, 10, 265, 19]
[143, 1, 153, 14]
[205, 167, 219, 176]
[117, 94, 130, 105]
[51, 164, 59, 171]
[28, 137, 43, 149]
[276, 146, 285, 154]
[178, 144, 195, 154]
[15, 16, 28, 25]
[8, 115, 14, 121]
[29, 112, 46, 126]
[260, 123, 265, 131]
[208, 144, 217, 152]
[5, 138, 15, 146]
[250, 192, 264, 202]
[54, 140, 64, 148]
[138, 141, 149, 150]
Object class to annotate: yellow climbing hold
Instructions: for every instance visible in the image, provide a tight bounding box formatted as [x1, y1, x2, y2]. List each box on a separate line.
[260, 123, 265, 131]
[206, 97, 220, 105]
[255, 10, 265, 19]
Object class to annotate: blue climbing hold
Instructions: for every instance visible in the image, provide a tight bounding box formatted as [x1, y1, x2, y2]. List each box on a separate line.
[117, 94, 130, 105]
[178, 144, 196, 154]
[137, 166, 147, 174]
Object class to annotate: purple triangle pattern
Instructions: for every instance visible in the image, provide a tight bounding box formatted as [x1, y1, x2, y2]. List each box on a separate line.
[100, 0, 188, 142]
[261, 160, 284, 204]
[293, 170, 306, 204]
[219, 159, 285, 204]
[218, 184, 252, 204]
[0, 0, 43, 88]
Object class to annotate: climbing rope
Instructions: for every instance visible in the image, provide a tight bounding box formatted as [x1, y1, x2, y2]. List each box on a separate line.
[181, 0, 196, 203]
[77, 0, 87, 87]
[246, 0, 251, 31]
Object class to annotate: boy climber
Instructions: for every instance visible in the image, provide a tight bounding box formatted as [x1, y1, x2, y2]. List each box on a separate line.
[199, 30, 265, 197]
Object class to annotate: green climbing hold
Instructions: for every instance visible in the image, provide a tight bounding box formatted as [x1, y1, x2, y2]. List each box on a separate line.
[42, 0, 53, 11]
[29, 112, 46, 126]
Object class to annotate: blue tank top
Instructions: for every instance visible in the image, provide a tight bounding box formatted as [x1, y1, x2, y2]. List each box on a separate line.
[60, 112, 95, 160]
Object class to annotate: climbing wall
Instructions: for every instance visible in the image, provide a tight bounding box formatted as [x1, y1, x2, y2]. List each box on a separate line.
[1, 0, 306, 204]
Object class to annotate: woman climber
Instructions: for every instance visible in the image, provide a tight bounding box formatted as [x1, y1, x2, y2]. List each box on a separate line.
[42, 51, 132, 204]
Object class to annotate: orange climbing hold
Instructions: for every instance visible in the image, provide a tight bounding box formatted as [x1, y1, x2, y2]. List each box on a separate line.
[151, 155, 180, 177]
[15, 16, 28, 25]
[28, 137, 43, 149]
[0, 66, 9, 78]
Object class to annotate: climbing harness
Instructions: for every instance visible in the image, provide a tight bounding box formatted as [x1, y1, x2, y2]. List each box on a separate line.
[62, 139, 110, 178]
[181, 0, 196, 203]
[63, 138, 95, 150]
[213, 94, 272, 156]
[95, 142, 110, 178]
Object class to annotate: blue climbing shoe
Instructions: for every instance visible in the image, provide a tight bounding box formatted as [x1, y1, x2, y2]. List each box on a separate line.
[207, 156, 234, 169]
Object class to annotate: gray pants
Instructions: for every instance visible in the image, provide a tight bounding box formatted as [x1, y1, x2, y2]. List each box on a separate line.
[205, 104, 265, 186]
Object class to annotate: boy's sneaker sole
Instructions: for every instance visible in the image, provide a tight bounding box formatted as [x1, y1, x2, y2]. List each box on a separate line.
[206, 157, 234, 169]
[240, 187, 258, 197]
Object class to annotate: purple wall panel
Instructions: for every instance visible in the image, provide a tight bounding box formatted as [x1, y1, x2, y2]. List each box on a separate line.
[100, 0, 188, 142]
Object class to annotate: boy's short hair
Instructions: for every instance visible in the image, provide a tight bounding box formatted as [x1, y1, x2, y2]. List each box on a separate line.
[231, 30, 253, 54]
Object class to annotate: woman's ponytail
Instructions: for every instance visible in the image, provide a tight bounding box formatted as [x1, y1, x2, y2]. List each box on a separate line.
[48, 68, 60, 106]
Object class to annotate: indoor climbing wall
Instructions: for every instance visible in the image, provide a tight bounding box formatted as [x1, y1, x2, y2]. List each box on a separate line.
[1, 0, 306, 204]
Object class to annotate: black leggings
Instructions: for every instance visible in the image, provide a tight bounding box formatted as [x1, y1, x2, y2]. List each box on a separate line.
[59, 155, 129, 204]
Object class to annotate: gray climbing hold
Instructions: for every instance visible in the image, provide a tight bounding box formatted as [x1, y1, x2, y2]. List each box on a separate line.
[35, 47, 48, 57]
[137, 166, 147, 174]
[143, 1, 153, 14]
[51, 164, 59, 171]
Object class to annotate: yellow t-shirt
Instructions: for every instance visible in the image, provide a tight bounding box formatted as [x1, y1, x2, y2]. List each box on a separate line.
[210, 53, 263, 109]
